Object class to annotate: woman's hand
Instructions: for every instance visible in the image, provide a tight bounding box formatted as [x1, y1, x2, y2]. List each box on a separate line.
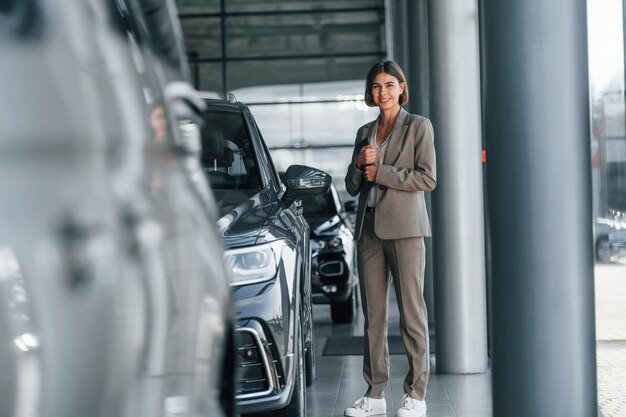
[356, 145, 378, 169]
[363, 164, 379, 181]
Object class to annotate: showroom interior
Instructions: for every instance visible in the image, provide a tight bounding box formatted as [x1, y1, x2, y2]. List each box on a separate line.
[2, 0, 626, 417]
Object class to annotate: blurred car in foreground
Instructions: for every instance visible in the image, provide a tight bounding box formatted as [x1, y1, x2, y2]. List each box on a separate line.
[200, 97, 331, 417]
[0, 2, 233, 417]
[301, 185, 359, 323]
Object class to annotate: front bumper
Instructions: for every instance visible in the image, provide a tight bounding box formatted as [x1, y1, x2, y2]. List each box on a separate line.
[231, 272, 297, 415]
[234, 321, 294, 414]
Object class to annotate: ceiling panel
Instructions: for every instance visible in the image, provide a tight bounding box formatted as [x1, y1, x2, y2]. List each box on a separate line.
[223, 0, 384, 13]
[177, 0, 220, 15]
[177, 0, 386, 92]
[180, 17, 222, 59]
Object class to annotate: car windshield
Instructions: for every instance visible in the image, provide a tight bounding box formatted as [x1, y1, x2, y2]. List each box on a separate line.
[301, 192, 337, 216]
[201, 108, 261, 190]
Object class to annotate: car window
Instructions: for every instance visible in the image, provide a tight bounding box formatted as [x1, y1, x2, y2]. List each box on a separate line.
[201, 109, 261, 190]
[250, 115, 282, 192]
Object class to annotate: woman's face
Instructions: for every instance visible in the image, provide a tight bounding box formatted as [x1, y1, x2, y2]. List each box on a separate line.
[371, 72, 404, 111]
[150, 105, 168, 143]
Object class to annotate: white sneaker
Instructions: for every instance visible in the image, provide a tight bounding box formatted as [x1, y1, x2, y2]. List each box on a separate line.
[344, 396, 387, 417]
[396, 393, 427, 417]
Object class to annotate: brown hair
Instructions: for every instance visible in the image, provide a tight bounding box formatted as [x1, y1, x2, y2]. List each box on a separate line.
[364, 60, 409, 107]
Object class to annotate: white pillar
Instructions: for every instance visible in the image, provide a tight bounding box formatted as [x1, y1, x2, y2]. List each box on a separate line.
[429, 0, 489, 373]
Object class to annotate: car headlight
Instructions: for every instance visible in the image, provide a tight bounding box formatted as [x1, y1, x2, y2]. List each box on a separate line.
[223, 241, 284, 286]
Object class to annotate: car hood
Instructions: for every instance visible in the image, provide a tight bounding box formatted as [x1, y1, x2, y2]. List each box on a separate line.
[306, 214, 343, 237]
[213, 189, 276, 248]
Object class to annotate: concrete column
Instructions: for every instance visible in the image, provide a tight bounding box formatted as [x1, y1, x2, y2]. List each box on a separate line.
[482, 1, 597, 416]
[389, 0, 436, 328]
[429, 0, 489, 373]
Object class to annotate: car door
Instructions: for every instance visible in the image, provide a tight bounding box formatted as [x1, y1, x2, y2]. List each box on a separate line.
[247, 112, 315, 381]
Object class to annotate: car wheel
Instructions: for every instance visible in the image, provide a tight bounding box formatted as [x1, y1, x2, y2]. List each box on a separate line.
[596, 236, 612, 263]
[331, 290, 356, 324]
[275, 327, 306, 417]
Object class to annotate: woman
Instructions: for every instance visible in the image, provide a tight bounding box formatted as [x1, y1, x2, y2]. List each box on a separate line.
[344, 60, 436, 417]
[149, 100, 168, 145]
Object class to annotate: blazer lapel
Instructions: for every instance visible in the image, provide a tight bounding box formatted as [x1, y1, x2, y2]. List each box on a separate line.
[360, 121, 376, 142]
[383, 107, 411, 165]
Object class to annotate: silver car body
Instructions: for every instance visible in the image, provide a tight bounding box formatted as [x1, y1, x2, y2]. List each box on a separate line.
[0, 1, 233, 417]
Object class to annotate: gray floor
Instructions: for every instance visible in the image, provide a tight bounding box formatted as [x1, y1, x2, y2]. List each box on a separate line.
[306, 263, 626, 417]
[307, 291, 492, 417]
[595, 263, 626, 417]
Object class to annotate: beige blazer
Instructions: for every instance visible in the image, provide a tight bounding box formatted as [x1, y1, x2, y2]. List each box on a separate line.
[345, 107, 436, 240]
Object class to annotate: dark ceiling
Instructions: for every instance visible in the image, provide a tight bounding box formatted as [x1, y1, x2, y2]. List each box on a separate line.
[176, 0, 387, 94]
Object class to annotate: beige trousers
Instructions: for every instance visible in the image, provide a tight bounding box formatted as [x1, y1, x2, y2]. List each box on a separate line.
[358, 211, 430, 400]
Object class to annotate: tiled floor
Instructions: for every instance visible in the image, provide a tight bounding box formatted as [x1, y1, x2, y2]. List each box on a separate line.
[596, 263, 626, 417]
[307, 292, 492, 417]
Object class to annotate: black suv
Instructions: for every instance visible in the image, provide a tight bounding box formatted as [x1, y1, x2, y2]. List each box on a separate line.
[200, 97, 331, 416]
[301, 184, 359, 323]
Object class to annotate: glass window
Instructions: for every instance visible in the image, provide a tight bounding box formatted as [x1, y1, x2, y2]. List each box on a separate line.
[588, 0, 626, 266]
[251, 117, 282, 191]
[233, 80, 377, 199]
[588, 1, 626, 416]
[201, 109, 260, 190]
[236, 81, 376, 148]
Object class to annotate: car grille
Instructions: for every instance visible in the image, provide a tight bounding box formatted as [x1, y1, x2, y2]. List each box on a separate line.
[235, 328, 279, 399]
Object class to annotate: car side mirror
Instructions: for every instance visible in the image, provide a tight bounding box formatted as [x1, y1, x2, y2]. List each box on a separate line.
[344, 200, 358, 213]
[282, 165, 331, 208]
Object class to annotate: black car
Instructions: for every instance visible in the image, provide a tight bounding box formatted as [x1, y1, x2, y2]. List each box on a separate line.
[199, 97, 331, 416]
[300, 185, 359, 323]
[595, 210, 626, 263]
